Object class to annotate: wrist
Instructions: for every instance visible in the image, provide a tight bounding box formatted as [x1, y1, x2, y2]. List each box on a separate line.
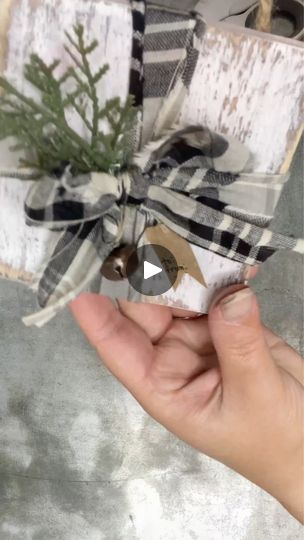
[265, 461, 304, 524]
[252, 447, 304, 523]
[277, 476, 304, 524]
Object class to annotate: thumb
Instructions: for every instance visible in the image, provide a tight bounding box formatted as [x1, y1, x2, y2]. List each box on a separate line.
[208, 287, 279, 396]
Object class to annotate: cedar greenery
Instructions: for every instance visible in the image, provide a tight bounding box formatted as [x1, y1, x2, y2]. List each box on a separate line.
[0, 24, 138, 175]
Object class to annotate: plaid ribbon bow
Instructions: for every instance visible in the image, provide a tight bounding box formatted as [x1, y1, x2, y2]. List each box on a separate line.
[24, 123, 303, 326]
[17, 0, 303, 325]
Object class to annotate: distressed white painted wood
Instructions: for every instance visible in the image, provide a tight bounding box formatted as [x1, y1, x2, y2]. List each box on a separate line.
[181, 24, 304, 174]
[0, 0, 132, 280]
[0, 0, 303, 312]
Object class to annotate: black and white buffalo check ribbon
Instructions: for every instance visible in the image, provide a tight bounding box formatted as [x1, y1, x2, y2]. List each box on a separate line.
[9, 0, 304, 325]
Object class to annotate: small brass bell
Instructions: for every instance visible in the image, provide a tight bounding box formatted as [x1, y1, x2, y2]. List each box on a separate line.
[101, 245, 136, 281]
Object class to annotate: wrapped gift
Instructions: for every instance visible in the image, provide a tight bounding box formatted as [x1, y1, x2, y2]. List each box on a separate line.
[0, 0, 303, 326]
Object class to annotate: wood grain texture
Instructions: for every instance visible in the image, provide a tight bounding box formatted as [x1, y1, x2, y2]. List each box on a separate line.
[0, 0, 303, 306]
[181, 24, 304, 174]
[0, 176, 59, 278]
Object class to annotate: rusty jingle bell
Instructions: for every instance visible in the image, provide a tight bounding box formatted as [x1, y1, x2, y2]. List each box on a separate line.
[101, 245, 137, 281]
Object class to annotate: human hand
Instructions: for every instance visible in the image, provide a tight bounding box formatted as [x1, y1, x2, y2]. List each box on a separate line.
[70, 286, 304, 522]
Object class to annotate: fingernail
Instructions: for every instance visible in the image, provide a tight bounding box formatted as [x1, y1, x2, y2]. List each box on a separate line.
[220, 288, 254, 321]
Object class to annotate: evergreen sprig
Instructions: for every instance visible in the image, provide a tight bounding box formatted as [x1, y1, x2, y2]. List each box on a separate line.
[0, 24, 138, 175]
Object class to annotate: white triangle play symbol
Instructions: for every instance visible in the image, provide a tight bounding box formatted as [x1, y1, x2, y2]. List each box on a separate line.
[144, 260, 163, 280]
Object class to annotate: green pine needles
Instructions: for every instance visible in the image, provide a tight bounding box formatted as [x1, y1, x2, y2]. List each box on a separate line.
[0, 24, 138, 175]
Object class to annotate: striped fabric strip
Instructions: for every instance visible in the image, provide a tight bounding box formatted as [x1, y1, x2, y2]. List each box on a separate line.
[128, 0, 146, 151]
[129, 0, 146, 107]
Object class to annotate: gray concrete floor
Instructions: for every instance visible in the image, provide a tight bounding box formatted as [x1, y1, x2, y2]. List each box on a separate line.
[0, 143, 303, 539]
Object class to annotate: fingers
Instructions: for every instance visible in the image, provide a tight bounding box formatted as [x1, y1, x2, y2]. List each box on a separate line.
[208, 286, 281, 400]
[263, 327, 304, 385]
[119, 299, 214, 354]
[150, 339, 207, 393]
[244, 265, 260, 281]
[70, 294, 153, 392]
[178, 367, 222, 413]
[118, 299, 173, 342]
[165, 317, 214, 356]
[118, 300, 217, 389]
[171, 308, 202, 318]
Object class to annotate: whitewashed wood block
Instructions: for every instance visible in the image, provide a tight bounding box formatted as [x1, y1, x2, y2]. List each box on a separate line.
[182, 25, 304, 174]
[0, 0, 303, 312]
[0, 0, 132, 280]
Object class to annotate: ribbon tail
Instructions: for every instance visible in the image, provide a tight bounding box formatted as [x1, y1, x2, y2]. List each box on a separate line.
[151, 18, 200, 139]
[143, 186, 304, 265]
[22, 255, 104, 327]
[152, 80, 188, 141]
[22, 219, 116, 327]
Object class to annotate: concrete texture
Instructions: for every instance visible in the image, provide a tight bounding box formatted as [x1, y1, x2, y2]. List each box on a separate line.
[0, 142, 303, 539]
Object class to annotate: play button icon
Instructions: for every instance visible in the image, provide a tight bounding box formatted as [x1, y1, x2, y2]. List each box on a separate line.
[126, 244, 179, 296]
[144, 261, 163, 280]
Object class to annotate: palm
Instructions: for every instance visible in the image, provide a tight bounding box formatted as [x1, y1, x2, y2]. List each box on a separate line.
[71, 297, 220, 415]
[70, 295, 303, 417]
